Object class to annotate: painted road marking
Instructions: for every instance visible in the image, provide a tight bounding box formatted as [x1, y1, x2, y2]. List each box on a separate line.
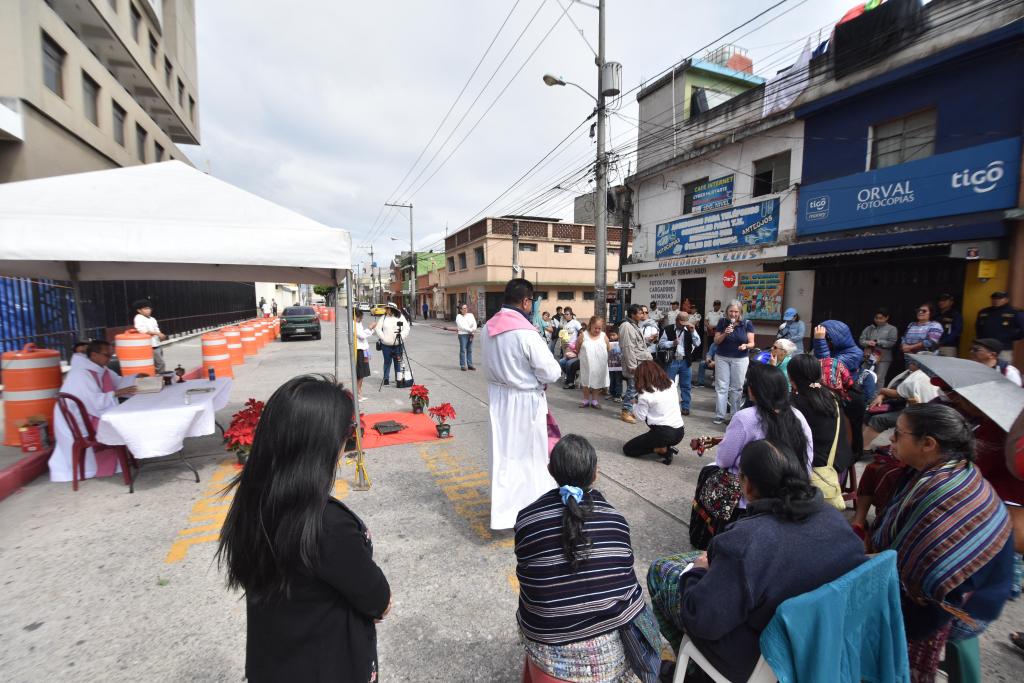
[165, 459, 351, 564]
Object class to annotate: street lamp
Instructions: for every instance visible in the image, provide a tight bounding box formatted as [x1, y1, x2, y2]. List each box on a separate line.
[542, 0, 621, 319]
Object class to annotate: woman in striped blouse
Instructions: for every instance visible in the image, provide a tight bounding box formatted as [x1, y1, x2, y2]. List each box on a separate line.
[515, 435, 661, 683]
[900, 302, 944, 355]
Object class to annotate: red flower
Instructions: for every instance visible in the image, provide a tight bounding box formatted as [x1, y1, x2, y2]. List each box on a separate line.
[224, 398, 264, 454]
[428, 402, 456, 425]
[409, 384, 430, 400]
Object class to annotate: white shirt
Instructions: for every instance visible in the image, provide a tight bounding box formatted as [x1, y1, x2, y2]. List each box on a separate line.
[634, 381, 685, 429]
[456, 313, 478, 335]
[896, 369, 940, 403]
[563, 318, 583, 344]
[658, 325, 702, 359]
[261, 302, 271, 314]
[133, 314, 162, 347]
[998, 363, 1023, 387]
[355, 323, 374, 351]
[640, 319, 660, 352]
[706, 310, 723, 331]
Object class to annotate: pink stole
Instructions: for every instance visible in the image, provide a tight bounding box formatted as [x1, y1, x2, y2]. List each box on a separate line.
[87, 370, 120, 477]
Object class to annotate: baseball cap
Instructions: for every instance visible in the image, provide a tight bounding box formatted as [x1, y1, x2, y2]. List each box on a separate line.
[937, 293, 953, 301]
[991, 291, 1008, 298]
[783, 307, 797, 321]
[972, 338, 1003, 353]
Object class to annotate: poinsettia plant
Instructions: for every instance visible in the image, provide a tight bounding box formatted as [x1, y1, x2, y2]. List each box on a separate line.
[428, 402, 456, 425]
[224, 398, 264, 464]
[409, 384, 430, 407]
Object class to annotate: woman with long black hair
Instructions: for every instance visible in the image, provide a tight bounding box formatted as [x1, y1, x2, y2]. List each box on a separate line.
[648, 440, 866, 682]
[217, 375, 391, 683]
[787, 353, 854, 473]
[715, 362, 814, 510]
[515, 434, 660, 683]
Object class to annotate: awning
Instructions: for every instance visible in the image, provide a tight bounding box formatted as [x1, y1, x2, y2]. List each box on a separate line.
[787, 216, 1006, 258]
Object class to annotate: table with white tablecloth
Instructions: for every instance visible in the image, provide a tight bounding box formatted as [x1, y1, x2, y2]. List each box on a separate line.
[96, 378, 232, 481]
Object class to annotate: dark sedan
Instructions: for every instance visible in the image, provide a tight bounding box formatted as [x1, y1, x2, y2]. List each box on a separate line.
[280, 306, 321, 341]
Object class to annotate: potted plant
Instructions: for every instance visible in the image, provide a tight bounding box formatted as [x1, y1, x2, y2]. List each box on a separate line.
[224, 398, 264, 465]
[428, 402, 456, 438]
[409, 384, 430, 414]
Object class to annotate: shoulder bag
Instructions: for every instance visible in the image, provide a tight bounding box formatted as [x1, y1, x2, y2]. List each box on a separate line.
[689, 463, 741, 550]
[812, 400, 847, 510]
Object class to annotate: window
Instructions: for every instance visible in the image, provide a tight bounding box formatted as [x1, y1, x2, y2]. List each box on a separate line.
[447, 257, 455, 273]
[683, 176, 709, 214]
[554, 244, 572, 254]
[42, 33, 65, 97]
[164, 57, 172, 87]
[585, 246, 596, 255]
[557, 291, 574, 301]
[608, 249, 617, 256]
[474, 246, 484, 266]
[752, 151, 791, 197]
[82, 72, 100, 125]
[177, 78, 184, 106]
[130, 3, 142, 42]
[154, 141, 164, 161]
[870, 109, 936, 170]
[583, 291, 596, 301]
[188, 95, 195, 122]
[519, 242, 538, 252]
[535, 291, 549, 300]
[458, 252, 467, 270]
[112, 101, 126, 145]
[148, 32, 158, 66]
[135, 124, 147, 161]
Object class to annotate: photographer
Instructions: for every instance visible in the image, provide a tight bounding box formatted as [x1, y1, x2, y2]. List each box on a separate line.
[376, 303, 410, 386]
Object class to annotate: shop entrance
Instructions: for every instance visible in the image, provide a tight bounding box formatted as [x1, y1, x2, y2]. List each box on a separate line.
[679, 277, 707, 317]
[485, 292, 504, 321]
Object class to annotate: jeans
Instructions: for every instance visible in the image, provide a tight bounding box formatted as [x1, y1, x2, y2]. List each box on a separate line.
[697, 342, 717, 386]
[560, 358, 579, 386]
[623, 424, 685, 457]
[458, 334, 473, 368]
[609, 370, 622, 398]
[665, 358, 693, 410]
[622, 376, 638, 413]
[152, 347, 166, 374]
[381, 344, 402, 381]
[548, 334, 560, 357]
[715, 355, 748, 420]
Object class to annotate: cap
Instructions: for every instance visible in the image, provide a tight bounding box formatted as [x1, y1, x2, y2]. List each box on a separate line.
[937, 293, 953, 301]
[783, 307, 797, 321]
[972, 338, 1003, 353]
[991, 290, 1008, 298]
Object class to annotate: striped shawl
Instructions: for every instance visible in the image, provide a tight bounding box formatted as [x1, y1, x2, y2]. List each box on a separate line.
[871, 458, 1011, 616]
[515, 489, 646, 645]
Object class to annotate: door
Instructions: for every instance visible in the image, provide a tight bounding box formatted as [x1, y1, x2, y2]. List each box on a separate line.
[448, 294, 457, 321]
[679, 277, 707, 318]
[485, 293, 504, 322]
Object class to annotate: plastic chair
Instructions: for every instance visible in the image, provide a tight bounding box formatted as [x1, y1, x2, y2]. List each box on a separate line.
[56, 392, 135, 493]
[521, 657, 571, 683]
[672, 636, 776, 683]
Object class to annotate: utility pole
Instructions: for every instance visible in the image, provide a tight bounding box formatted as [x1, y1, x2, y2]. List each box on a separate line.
[369, 244, 377, 304]
[512, 219, 521, 278]
[615, 185, 632, 321]
[384, 202, 414, 316]
[593, 0, 608, 320]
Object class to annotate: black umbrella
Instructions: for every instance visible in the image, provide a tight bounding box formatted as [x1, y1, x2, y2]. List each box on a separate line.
[907, 354, 1024, 432]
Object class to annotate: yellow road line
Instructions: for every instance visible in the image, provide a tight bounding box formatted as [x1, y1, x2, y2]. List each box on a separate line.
[164, 532, 220, 563]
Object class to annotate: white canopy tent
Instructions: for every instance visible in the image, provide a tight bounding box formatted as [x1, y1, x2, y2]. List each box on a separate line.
[0, 162, 367, 478]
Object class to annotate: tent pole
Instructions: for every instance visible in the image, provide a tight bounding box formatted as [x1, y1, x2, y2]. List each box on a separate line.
[68, 261, 87, 340]
[346, 271, 370, 490]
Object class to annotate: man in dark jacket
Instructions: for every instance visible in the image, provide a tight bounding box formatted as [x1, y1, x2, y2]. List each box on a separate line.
[976, 291, 1024, 363]
[618, 303, 653, 424]
[936, 293, 963, 357]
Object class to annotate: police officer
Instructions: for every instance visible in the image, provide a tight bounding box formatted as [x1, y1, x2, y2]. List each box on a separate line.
[935, 293, 963, 357]
[976, 290, 1024, 363]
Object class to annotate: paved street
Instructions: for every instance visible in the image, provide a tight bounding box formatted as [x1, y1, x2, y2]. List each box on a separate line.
[1, 317, 1021, 681]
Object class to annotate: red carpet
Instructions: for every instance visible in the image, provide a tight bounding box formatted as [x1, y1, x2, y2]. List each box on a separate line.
[358, 411, 443, 450]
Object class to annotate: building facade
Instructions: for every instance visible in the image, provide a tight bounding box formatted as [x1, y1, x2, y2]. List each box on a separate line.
[444, 217, 628, 322]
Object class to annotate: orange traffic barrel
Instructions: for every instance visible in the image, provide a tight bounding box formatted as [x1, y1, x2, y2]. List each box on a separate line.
[256, 320, 268, 348]
[201, 332, 233, 379]
[319, 308, 329, 322]
[239, 323, 257, 356]
[221, 326, 244, 366]
[272, 317, 281, 339]
[115, 328, 155, 377]
[326, 307, 335, 323]
[1, 344, 62, 446]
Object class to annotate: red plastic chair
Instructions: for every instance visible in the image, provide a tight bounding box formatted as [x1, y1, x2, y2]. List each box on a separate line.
[522, 657, 572, 683]
[56, 392, 135, 493]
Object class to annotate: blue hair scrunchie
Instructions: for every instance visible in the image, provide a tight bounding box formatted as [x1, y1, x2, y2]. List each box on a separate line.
[559, 485, 584, 506]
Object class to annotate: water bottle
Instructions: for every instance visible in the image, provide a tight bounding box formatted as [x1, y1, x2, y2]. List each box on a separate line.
[208, 367, 216, 382]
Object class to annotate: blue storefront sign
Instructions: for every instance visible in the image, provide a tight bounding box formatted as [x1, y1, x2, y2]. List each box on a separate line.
[798, 137, 1021, 235]
[692, 175, 734, 212]
[656, 198, 779, 258]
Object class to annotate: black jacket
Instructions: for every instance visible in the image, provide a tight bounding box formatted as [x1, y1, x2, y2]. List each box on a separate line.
[678, 497, 865, 682]
[660, 324, 701, 362]
[245, 499, 391, 683]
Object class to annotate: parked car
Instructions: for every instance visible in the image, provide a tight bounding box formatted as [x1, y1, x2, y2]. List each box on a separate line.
[280, 306, 321, 341]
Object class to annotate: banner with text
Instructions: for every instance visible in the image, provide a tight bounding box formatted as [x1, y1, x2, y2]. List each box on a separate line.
[656, 198, 779, 259]
[692, 175, 734, 212]
[737, 272, 785, 321]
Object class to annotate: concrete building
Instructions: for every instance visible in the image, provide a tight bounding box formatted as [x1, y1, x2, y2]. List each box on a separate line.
[444, 216, 628, 322]
[0, 0, 200, 181]
[389, 252, 446, 317]
[254, 283, 300, 313]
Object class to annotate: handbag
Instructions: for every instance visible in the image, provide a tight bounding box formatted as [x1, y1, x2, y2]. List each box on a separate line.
[812, 399, 847, 510]
[688, 464, 741, 550]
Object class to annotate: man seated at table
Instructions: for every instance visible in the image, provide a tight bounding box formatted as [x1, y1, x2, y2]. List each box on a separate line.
[49, 340, 137, 483]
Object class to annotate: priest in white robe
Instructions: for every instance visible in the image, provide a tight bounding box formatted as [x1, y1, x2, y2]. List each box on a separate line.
[49, 340, 137, 482]
[484, 279, 562, 530]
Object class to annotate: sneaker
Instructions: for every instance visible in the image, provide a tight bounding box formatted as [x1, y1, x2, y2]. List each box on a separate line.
[712, 418, 724, 425]
[620, 410, 636, 424]
[383, 379, 390, 386]
[468, 366, 476, 371]
[612, 396, 622, 403]
[461, 367, 467, 371]
[681, 408, 690, 416]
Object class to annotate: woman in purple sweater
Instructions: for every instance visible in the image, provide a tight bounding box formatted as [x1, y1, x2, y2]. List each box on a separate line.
[715, 362, 814, 509]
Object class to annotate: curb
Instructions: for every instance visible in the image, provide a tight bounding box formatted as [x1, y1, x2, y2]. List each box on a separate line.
[0, 448, 52, 503]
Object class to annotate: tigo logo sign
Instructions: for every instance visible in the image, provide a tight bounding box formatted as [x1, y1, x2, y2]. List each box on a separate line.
[951, 160, 1004, 194]
[805, 195, 829, 221]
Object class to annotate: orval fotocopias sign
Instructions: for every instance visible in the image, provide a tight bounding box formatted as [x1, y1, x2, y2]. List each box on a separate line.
[797, 136, 1021, 235]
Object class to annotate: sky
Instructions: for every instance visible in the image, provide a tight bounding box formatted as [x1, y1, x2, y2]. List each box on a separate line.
[182, 0, 860, 269]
